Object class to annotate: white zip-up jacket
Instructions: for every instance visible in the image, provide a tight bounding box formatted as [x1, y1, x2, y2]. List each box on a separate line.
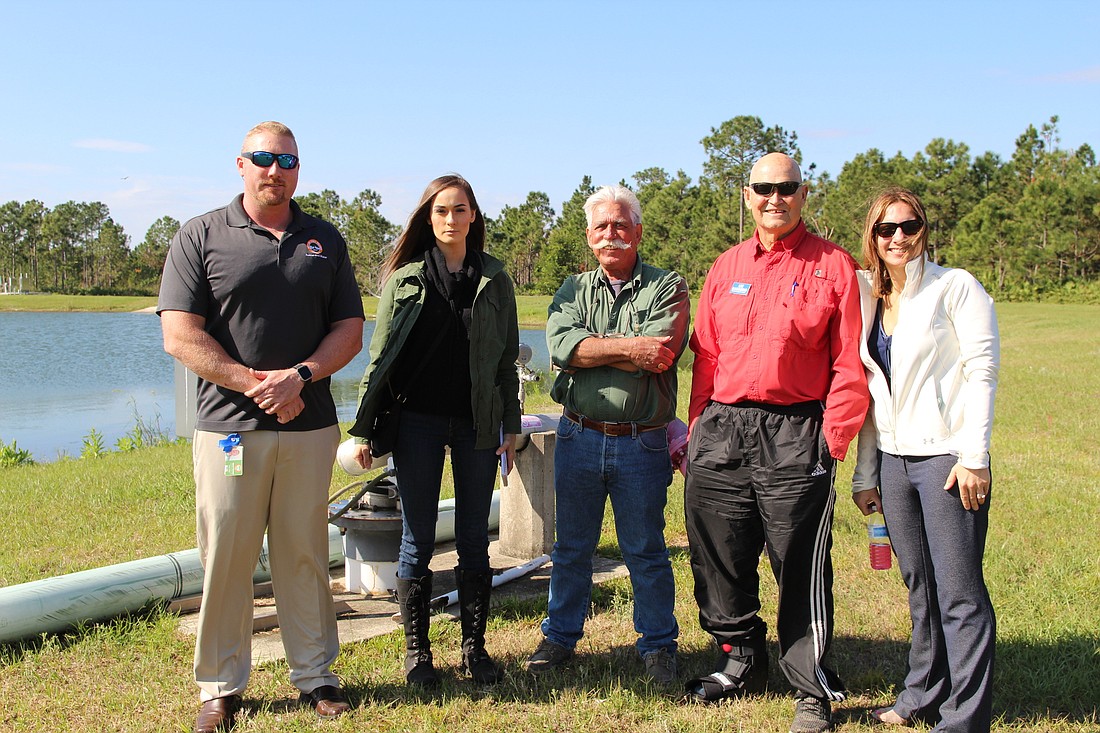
[852, 258, 999, 492]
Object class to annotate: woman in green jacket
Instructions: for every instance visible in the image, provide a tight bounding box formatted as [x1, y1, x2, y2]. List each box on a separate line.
[349, 174, 520, 687]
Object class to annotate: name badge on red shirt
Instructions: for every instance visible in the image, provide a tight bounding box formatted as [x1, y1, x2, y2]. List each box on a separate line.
[729, 282, 751, 296]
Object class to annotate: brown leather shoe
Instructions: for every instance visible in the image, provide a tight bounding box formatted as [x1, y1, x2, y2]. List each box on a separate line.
[195, 695, 241, 733]
[299, 684, 351, 719]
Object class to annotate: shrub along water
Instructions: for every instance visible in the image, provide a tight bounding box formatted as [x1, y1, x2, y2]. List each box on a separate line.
[0, 438, 34, 467]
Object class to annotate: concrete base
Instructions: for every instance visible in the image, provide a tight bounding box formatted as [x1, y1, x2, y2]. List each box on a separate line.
[345, 558, 398, 596]
[174, 428, 605, 667]
[174, 536, 629, 668]
[499, 430, 556, 560]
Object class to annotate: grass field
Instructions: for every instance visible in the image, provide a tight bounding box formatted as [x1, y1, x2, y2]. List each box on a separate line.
[0, 302, 1097, 732]
[0, 293, 551, 330]
[0, 293, 159, 312]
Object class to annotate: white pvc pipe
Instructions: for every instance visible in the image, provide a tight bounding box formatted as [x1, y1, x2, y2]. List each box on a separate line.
[389, 554, 552, 622]
[428, 554, 550, 613]
[434, 490, 501, 541]
[0, 491, 501, 644]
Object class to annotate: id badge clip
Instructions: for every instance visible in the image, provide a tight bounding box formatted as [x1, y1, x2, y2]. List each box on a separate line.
[219, 433, 244, 477]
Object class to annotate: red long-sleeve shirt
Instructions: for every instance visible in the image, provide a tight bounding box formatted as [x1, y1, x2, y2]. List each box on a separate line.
[689, 221, 869, 460]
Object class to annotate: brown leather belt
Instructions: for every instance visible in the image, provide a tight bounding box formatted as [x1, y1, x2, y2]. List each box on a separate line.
[563, 408, 665, 437]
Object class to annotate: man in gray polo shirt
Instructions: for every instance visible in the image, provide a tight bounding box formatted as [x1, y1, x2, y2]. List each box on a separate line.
[158, 121, 364, 733]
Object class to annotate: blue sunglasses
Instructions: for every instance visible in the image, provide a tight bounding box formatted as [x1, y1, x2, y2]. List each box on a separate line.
[241, 151, 299, 170]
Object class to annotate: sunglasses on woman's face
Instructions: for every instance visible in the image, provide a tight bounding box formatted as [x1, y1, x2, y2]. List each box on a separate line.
[874, 219, 924, 238]
[241, 151, 300, 170]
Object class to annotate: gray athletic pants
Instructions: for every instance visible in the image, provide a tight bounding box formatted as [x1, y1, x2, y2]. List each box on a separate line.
[880, 452, 995, 732]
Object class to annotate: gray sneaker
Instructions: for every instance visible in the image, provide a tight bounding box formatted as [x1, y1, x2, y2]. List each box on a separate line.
[789, 696, 832, 733]
[525, 638, 573, 675]
[643, 648, 678, 685]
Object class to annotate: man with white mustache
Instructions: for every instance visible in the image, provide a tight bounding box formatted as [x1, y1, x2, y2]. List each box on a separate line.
[683, 153, 868, 733]
[592, 237, 631, 248]
[525, 185, 690, 686]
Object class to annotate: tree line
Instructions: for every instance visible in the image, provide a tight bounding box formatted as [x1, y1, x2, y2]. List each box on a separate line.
[1, 115, 1096, 302]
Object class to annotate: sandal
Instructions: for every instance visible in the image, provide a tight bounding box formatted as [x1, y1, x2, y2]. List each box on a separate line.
[871, 707, 910, 726]
[683, 672, 747, 704]
[681, 647, 767, 704]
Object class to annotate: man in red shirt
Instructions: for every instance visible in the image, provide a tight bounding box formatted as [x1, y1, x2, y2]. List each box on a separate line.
[683, 153, 868, 733]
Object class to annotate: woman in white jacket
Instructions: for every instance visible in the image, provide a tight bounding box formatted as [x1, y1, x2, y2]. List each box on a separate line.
[852, 188, 999, 731]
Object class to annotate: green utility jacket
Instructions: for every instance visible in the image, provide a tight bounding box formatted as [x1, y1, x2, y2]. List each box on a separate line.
[349, 253, 521, 450]
[547, 257, 690, 425]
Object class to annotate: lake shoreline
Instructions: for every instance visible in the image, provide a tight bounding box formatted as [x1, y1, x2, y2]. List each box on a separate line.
[0, 293, 557, 328]
[1, 311, 552, 461]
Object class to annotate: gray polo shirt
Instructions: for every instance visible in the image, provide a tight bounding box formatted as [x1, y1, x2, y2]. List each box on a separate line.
[158, 194, 364, 432]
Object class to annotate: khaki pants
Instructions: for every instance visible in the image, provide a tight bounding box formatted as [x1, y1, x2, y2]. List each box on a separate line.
[192, 426, 340, 701]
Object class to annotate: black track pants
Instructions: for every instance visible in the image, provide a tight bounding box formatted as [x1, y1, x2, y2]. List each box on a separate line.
[684, 400, 845, 701]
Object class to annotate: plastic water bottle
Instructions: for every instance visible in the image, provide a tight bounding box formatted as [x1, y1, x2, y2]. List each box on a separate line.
[867, 510, 892, 570]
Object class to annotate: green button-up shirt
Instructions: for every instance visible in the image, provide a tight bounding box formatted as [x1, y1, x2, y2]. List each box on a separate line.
[547, 257, 690, 425]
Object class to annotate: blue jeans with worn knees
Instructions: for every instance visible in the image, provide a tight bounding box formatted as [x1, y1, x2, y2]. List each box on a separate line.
[392, 409, 499, 579]
[541, 418, 679, 657]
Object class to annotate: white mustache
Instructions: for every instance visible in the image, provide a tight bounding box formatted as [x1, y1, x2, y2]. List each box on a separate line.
[592, 239, 632, 250]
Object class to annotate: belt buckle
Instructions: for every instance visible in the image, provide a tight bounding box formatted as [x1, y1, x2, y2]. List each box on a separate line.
[605, 420, 634, 437]
[569, 411, 640, 437]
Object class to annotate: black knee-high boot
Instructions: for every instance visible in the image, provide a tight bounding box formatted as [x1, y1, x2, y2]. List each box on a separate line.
[396, 574, 440, 687]
[456, 568, 502, 684]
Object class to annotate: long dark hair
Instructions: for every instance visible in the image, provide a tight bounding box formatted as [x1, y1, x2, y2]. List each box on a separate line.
[381, 174, 485, 281]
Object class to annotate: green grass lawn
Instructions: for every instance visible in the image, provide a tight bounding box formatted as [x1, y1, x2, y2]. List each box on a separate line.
[0, 293, 159, 312]
[1, 302, 1097, 731]
[0, 293, 552, 329]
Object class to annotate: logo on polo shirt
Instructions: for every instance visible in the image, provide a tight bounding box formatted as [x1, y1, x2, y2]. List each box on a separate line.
[303, 239, 329, 259]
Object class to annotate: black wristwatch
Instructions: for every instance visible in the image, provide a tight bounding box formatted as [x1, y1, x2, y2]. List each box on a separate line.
[293, 363, 313, 383]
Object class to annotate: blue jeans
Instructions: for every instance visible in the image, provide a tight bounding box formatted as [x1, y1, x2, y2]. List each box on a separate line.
[541, 417, 679, 657]
[392, 409, 499, 579]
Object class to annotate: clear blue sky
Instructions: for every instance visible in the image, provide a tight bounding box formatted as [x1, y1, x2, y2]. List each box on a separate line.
[3, 0, 1098, 243]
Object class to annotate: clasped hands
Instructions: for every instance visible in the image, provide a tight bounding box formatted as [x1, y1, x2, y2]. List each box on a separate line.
[627, 335, 675, 373]
[244, 367, 306, 424]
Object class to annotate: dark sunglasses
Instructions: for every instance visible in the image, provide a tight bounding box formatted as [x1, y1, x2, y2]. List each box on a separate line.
[874, 219, 924, 238]
[749, 181, 802, 197]
[241, 151, 299, 170]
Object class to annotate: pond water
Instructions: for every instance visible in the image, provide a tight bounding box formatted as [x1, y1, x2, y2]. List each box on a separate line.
[0, 312, 549, 461]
